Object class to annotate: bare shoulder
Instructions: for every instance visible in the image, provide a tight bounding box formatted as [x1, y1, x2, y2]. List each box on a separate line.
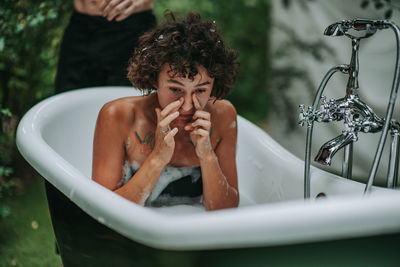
[97, 96, 146, 125]
[208, 99, 237, 119]
[207, 99, 237, 130]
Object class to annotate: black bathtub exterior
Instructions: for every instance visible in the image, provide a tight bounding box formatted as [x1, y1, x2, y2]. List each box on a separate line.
[45, 181, 400, 267]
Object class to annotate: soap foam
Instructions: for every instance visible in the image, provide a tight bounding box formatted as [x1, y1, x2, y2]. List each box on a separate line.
[147, 166, 201, 202]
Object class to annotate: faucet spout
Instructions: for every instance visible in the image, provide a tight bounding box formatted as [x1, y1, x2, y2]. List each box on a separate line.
[314, 131, 357, 165]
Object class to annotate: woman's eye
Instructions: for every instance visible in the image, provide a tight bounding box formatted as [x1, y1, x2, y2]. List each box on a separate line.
[195, 89, 206, 94]
[169, 87, 180, 93]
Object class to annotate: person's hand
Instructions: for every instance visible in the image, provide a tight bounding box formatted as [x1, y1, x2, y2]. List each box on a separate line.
[100, 0, 153, 21]
[152, 98, 183, 166]
[185, 95, 213, 159]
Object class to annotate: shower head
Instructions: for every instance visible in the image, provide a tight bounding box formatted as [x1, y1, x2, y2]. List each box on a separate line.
[324, 22, 345, 37]
[324, 19, 387, 39]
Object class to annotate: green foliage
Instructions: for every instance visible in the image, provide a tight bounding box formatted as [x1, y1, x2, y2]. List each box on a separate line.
[154, 0, 272, 123]
[0, 1, 72, 218]
[0, 175, 14, 218]
[0, 0, 73, 117]
[0, 108, 15, 218]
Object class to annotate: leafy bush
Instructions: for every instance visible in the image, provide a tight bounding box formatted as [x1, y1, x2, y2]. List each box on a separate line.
[0, 108, 15, 218]
[0, 0, 73, 117]
[0, 0, 73, 218]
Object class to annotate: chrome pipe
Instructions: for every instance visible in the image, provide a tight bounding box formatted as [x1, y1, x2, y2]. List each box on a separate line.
[303, 65, 349, 199]
[387, 127, 399, 188]
[342, 142, 353, 179]
[304, 126, 312, 199]
[347, 38, 360, 95]
[365, 21, 400, 194]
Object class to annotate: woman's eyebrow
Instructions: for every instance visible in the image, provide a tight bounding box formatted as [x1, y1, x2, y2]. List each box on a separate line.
[167, 80, 211, 87]
[196, 81, 210, 87]
[167, 79, 184, 85]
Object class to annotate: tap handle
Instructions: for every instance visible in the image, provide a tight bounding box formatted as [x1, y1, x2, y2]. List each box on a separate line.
[299, 96, 342, 126]
[318, 96, 340, 122]
[298, 104, 316, 127]
[344, 109, 358, 132]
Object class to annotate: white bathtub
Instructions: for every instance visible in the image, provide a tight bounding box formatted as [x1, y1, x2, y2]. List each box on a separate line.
[16, 87, 400, 265]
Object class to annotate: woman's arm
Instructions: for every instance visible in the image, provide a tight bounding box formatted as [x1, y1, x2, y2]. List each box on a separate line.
[188, 96, 239, 210]
[92, 102, 128, 190]
[92, 99, 183, 205]
[201, 102, 239, 210]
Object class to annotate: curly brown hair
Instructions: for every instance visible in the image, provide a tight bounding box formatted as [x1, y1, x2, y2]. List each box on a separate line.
[127, 12, 239, 99]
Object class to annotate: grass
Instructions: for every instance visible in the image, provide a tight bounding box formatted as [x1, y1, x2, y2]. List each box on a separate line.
[0, 178, 62, 267]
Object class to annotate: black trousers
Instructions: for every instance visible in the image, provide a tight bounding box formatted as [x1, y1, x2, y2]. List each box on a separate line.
[55, 10, 156, 93]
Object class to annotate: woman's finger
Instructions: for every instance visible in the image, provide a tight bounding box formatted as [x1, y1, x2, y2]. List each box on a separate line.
[159, 111, 179, 129]
[191, 118, 211, 130]
[109, 0, 131, 20]
[160, 98, 183, 118]
[184, 124, 194, 131]
[164, 127, 178, 143]
[100, 0, 111, 11]
[192, 128, 210, 137]
[192, 94, 202, 110]
[102, 0, 121, 17]
[116, 0, 148, 21]
[115, 8, 130, 21]
[193, 110, 210, 121]
[155, 108, 161, 122]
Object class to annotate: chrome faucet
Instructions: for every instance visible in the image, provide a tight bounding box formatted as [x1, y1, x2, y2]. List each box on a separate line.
[314, 131, 357, 166]
[313, 93, 385, 165]
[299, 19, 400, 199]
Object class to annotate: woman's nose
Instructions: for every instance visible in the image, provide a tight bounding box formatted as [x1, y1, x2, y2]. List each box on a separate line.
[182, 95, 193, 111]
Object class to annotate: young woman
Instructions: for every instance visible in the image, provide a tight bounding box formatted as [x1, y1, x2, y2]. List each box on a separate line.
[92, 12, 240, 210]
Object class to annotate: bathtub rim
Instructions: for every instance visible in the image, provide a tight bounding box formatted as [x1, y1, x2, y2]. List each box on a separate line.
[16, 86, 400, 251]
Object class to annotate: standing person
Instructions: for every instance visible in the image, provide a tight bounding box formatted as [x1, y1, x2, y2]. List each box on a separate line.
[92, 12, 240, 210]
[55, 0, 156, 93]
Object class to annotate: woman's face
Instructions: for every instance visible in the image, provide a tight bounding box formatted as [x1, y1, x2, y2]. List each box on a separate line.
[156, 64, 214, 127]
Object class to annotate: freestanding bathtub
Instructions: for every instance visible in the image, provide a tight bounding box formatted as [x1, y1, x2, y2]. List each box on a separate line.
[17, 87, 400, 266]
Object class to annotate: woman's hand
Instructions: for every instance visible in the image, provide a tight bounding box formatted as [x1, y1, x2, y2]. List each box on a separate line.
[100, 0, 153, 21]
[185, 95, 213, 160]
[151, 98, 183, 166]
